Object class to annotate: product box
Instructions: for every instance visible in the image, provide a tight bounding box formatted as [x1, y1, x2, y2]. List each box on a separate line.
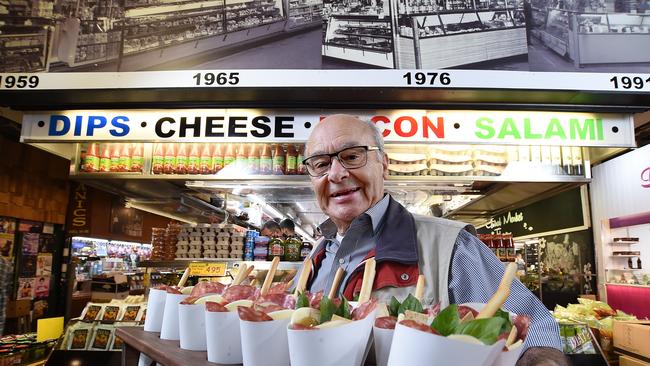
[613, 320, 650, 360]
[620, 355, 650, 366]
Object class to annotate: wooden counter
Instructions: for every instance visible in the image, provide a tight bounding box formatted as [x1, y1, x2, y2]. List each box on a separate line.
[115, 327, 233, 366]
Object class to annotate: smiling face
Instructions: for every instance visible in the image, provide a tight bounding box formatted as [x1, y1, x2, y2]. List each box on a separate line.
[306, 115, 388, 233]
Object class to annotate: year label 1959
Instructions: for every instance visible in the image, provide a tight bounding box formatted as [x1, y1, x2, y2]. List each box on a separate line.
[403, 72, 452, 86]
[609, 75, 650, 90]
[0, 75, 40, 89]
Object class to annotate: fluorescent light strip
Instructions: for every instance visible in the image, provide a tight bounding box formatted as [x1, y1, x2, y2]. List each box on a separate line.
[125, 201, 198, 225]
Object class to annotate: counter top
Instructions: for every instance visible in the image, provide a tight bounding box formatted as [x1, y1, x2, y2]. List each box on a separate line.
[605, 283, 650, 288]
[115, 327, 230, 366]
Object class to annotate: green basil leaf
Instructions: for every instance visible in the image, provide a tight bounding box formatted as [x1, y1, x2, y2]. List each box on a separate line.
[455, 317, 507, 345]
[295, 292, 310, 309]
[319, 297, 337, 323]
[494, 308, 513, 335]
[336, 297, 352, 319]
[431, 304, 460, 336]
[398, 294, 424, 315]
[388, 296, 401, 317]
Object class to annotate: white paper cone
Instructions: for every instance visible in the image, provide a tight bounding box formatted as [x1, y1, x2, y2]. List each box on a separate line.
[143, 288, 167, 332]
[373, 326, 394, 366]
[205, 311, 242, 364]
[387, 323, 504, 366]
[178, 303, 207, 351]
[240, 318, 290, 366]
[494, 346, 524, 366]
[159, 293, 188, 340]
[288, 311, 375, 366]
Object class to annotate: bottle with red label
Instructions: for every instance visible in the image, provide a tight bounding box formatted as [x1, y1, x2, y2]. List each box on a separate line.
[223, 144, 236, 169]
[212, 144, 224, 173]
[259, 145, 272, 175]
[110, 144, 121, 172]
[152, 144, 164, 174]
[272, 144, 285, 175]
[131, 143, 144, 172]
[84, 143, 100, 172]
[200, 144, 213, 174]
[119, 143, 132, 172]
[297, 144, 306, 175]
[187, 143, 200, 174]
[285, 144, 298, 175]
[163, 144, 177, 174]
[176, 143, 188, 174]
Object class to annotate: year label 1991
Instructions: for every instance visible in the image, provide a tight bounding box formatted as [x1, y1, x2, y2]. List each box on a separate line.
[403, 72, 452, 86]
[0, 75, 40, 89]
[609, 75, 650, 90]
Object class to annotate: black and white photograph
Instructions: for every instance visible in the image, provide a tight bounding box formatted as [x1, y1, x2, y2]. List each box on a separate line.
[527, 0, 650, 72]
[0, 0, 324, 73]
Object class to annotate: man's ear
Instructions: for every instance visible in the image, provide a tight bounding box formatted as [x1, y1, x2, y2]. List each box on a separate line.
[382, 151, 389, 179]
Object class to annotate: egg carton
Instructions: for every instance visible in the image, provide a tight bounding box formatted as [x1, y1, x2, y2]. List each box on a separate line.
[176, 239, 189, 246]
[187, 252, 203, 259]
[230, 249, 243, 255]
[189, 239, 203, 245]
[176, 245, 189, 251]
[429, 163, 474, 176]
[203, 249, 216, 256]
[216, 249, 229, 255]
[216, 243, 230, 251]
[230, 243, 244, 250]
[230, 238, 245, 245]
[217, 231, 231, 238]
[175, 253, 188, 259]
[388, 153, 427, 164]
[177, 234, 190, 241]
[203, 240, 216, 246]
[189, 231, 202, 238]
[203, 252, 218, 259]
[388, 163, 429, 176]
[229, 254, 243, 259]
[202, 232, 216, 239]
[175, 248, 189, 255]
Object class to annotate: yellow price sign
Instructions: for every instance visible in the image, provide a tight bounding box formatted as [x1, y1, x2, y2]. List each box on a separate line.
[188, 262, 227, 277]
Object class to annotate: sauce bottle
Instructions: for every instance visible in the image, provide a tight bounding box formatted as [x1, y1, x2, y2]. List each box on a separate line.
[163, 144, 177, 174]
[187, 143, 200, 175]
[300, 241, 313, 260]
[110, 144, 121, 172]
[236, 143, 248, 171]
[84, 143, 100, 172]
[561, 146, 573, 175]
[297, 144, 306, 175]
[223, 144, 236, 169]
[272, 144, 285, 175]
[259, 145, 272, 175]
[285, 144, 298, 175]
[200, 144, 213, 174]
[152, 143, 164, 174]
[284, 236, 301, 261]
[267, 237, 284, 261]
[572, 147, 583, 176]
[119, 143, 132, 172]
[212, 144, 224, 173]
[176, 143, 188, 174]
[131, 143, 144, 172]
[248, 144, 260, 174]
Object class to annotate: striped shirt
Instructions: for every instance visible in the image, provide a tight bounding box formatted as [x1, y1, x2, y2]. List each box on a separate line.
[450, 229, 562, 351]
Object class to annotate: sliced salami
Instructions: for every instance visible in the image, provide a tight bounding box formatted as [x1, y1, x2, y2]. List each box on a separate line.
[399, 320, 438, 334]
[237, 306, 273, 322]
[374, 316, 398, 329]
[190, 281, 226, 297]
[205, 301, 228, 312]
[457, 305, 478, 319]
[165, 286, 182, 294]
[351, 298, 378, 321]
[255, 303, 285, 314]
[268, 282, 292, 295]
[513, 314, 530, 342]
[426, 303, 441, 318]
[222, 285, 258, 302]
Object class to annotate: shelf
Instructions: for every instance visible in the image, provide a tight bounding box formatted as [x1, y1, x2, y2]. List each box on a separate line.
[609, 241, 640, 244]
[125, 12, 224, 27]
[605, 283, 650, 288]
[605, 268, 644, 271]
[609, 255, 640, 257]
[140, 259, 303, 270]
[335, 31, 392, 39]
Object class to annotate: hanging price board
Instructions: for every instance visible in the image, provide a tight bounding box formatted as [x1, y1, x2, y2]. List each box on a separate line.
[188, 262, 227, 277]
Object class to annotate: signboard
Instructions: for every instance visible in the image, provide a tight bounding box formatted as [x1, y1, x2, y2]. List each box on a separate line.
[66, 183, 90, 236]
[477, 187, 588, 238]
[21, 109, 636, 147]
[188, 262, 227, 277]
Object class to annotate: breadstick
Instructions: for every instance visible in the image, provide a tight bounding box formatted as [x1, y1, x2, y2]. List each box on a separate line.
[477, 262, 517, 319]
[358, 258, 376, 303]
[414, 274, 426, 301]
[260, 256, 280, 296]
[177, 267, 190, 287]
[505, 325, 518, 347]
[328, 267, 346, 299]
[294, 257, 312, 296]
[232, 264, 247, 285]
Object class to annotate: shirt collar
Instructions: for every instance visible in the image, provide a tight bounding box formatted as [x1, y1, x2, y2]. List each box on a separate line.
[318, 194, 390, 238]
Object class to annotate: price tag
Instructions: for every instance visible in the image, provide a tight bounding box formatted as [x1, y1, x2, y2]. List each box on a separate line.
[188, 262, 227, 277]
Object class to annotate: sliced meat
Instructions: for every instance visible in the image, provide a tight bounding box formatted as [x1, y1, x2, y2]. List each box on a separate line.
[399, 320, 438, 334]
[309, 291, 324, 309]
[268, 282, 292, 295]
[289, 323, 317, 330]
[426, 303, 441, 318]
[374, 316, 398, 330]
[255, 303, 286, 314]
[166, 286, 182, 294]
[190, 281, 226, 297]
[352, 298, 378, 321]
[222, 285, 258, 302]
[154, 285, 168, 291]
[513, 314, 530, 342]
[237, 306, 273, 322]
[180, 296, 200, 305]
[457, 305, 478, 319]
[206, 301, 229, 312]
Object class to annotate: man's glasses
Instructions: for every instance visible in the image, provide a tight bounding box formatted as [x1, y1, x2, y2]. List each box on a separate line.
[302, 146, 381, 177]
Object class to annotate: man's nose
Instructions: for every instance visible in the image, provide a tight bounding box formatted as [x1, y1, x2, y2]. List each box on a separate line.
[328, 157, 349, 182]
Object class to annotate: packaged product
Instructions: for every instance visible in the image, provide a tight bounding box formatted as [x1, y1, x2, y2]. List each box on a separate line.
[80, 303, 103, 322]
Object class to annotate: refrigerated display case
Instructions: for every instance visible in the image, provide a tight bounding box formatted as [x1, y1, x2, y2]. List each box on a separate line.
[323, 15, 394, 68]
[287, 0, 323, 28]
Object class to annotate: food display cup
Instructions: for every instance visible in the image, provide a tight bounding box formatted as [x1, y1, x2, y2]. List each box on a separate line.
[387, 322, 504, 366]
[159, 293, 188, 340]
[178, 303, 206, 351]
[205, 310, 242, 364]
[287, 310, 376, 366]
[373, 326, 395, 366]
[240, 318, 291, 366]
[463, 303, 524, 366]
[143, 288, 167, 332]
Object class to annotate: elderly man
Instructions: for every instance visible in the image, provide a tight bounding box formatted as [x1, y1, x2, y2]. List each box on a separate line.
[300, 114, 569, 366]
